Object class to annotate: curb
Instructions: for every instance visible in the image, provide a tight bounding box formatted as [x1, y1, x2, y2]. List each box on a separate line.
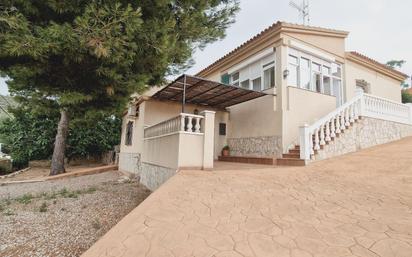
[0, 165, 118, 185]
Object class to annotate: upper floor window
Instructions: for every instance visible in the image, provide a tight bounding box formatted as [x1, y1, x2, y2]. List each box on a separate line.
[287, 49, 343, 100]
[288, 55, 299, 86]
[226, 51, 276, 91]
[125, 121, 133, 145]
[231, 72, 239, 87]
[263, 61, 275, 90]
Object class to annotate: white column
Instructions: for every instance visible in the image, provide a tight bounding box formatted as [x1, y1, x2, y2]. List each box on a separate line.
[299, 124, 310, 160]
[200, 111, 215, 170]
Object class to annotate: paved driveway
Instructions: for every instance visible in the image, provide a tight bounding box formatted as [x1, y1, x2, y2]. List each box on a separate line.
[83, 137, 412, 257]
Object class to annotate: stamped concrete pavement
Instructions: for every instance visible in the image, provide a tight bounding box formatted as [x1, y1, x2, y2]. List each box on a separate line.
[82, 137, 412, 257]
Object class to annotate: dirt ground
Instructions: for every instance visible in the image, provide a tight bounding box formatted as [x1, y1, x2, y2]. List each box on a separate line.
[0, 171, 151, 257]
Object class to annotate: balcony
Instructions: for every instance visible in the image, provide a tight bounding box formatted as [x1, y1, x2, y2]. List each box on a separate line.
[143, 111, 215, 170]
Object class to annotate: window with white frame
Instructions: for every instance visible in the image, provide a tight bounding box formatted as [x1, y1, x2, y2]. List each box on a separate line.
[300, 57, 311, 90]
[230, 72, 239, 87]
[312, 62, 321, 93]
[227, 51, 276, 91]
[263, 61, 275, 90]
[240, 79, 250, 89]
[287, 48, 343, 104]
[288, 55, 299, 86]
[252, 77, 262, 91]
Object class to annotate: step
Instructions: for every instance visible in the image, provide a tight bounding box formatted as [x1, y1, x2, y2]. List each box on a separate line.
[276, 158, 306, 166]
[294, 145, 300, 150]
[218, 155, 275, 165]
[282, 153, 300, 159]
[289, 149, 300, 154]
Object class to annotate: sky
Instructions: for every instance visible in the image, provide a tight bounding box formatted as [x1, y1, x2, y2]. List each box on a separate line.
[1, 0, 411, 95]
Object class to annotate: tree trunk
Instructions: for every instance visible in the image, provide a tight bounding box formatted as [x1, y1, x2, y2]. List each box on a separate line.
[50, 109, 69, 176]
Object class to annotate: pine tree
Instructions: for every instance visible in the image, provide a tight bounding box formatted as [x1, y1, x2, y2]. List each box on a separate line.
[0, 0, 239, 175]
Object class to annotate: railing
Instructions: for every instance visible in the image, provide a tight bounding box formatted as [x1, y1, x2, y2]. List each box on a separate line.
[299, 92, 412, 160]
[363, 93, 411, 124]
[144, 113, 204, 138]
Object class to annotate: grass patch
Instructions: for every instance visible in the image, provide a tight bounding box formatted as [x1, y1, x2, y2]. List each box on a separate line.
[4, 209, 14, 216]
[15, 194, 34, 204]
[6, 186, 99, 207]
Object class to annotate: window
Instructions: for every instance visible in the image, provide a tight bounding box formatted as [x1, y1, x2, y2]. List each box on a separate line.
[230, 72, 239, 86]
[288, 55, 299, 86]
[221, 73, 230, 84]
[240, 79, 250, 89]
[323, 65, 331, 75]
[333, 79, 342, 106]
[312, 62, 321, 92]
[356, 80, 369, 93]
[219, 123, 226, 135]
[300, 57, 311, 90]
[332, 63, 341, 78]
[313, 73, 321, 93]
[323, 76, 331, 95]
[125, 121, 133, 145]
[252, 77, 261, 91]
[263, 60, 275, 90]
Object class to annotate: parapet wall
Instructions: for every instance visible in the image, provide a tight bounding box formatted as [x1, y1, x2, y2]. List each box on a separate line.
[315, 117, 412, 161]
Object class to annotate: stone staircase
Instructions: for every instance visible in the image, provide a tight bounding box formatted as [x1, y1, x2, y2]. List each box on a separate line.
[276, 145, 305, 166]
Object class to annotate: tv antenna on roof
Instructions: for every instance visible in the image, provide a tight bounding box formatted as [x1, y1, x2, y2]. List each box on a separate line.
[289, 0, 310, 25]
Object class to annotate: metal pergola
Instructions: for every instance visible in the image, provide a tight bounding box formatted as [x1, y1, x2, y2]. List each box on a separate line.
[151, 74, 268, 112]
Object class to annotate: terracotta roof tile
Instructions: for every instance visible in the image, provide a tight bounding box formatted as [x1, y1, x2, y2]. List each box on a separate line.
[347, 51, 408, 79]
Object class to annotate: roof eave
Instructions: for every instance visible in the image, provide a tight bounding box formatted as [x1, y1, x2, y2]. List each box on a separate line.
[346, 52, 408, 82]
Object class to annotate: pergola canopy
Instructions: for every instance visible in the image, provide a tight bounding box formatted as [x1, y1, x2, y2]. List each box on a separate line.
[151, 75, 268, 109]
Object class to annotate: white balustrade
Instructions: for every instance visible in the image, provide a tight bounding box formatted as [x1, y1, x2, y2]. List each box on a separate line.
[144, 113, 204, 138]
[300, 92, 412, 160]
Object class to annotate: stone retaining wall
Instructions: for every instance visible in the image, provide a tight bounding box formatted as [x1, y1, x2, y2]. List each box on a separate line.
[119, 152, 176, 191]
[316, 117, 412, 161]
[140, 163, 176, 191]
[227, 136, 282, 157]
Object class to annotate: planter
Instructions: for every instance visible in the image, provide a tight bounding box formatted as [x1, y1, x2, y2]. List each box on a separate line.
[222, 149, 230, 156]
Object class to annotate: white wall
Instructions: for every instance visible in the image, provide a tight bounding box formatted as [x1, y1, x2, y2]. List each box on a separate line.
[283, 86, 337, 150]
[345, 60, 402, 103]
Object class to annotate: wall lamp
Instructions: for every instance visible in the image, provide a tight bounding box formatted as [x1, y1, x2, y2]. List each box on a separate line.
[283, 69, 290, 79]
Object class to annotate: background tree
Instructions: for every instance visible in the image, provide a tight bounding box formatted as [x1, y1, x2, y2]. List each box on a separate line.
[386, 60, 411, 103]
[386, 60, 410, 88]
[0, 0, 239, 175]
[0, 107, 122, 170]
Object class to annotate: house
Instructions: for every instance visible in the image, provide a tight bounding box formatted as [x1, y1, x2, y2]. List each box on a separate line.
[118, 22, 411, 190]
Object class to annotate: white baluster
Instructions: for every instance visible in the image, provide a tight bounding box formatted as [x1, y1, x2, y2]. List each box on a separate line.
[340, 111, 346, 130]
[194, 117, 201, 133]
[314, 129, 320, 151]
[329, 118, 336, 138]
[187, 116, 193, 132]
[349, 105, 355, 123]
[319, 125, 326, 146]
[325, 121, 331, 142]
[335, 115, 341, 134]
[344, 108, 350, 127]
[309, 132, 314, 155]
[354, 99, 359, 119]
[180, 115, 185, 131]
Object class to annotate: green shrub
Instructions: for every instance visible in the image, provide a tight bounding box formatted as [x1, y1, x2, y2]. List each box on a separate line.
[15, 194, 34, 204]
[39, 202, 48, 212]
[0, 108, 121, 170]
